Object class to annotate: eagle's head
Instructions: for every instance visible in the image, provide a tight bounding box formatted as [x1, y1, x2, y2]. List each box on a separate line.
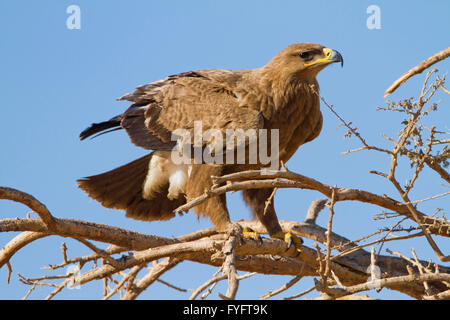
[264, 43, 343, 80]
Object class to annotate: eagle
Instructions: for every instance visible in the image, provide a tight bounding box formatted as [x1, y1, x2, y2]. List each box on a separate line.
[78, 43, 343, 250]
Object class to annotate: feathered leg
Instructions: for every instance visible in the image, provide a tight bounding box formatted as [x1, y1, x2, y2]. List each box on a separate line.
[186, 165, 259, 241]
[186, 165, 231, 230]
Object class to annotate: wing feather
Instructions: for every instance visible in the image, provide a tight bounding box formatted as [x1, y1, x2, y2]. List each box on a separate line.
[118, 70, 264, 152]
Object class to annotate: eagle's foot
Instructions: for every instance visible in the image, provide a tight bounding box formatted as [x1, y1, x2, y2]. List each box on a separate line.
[241, 226, 263, 246]
[271, 231, 303, 256]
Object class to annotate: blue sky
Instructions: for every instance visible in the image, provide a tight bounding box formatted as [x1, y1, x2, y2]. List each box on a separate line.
[0, 1, 449, 300]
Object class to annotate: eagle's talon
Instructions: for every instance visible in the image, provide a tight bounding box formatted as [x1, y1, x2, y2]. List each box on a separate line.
[286, 236, 294, 252]
[271, 231, 303, 256]
[269, 254, 281, 261]
[242, 226, 262, 244]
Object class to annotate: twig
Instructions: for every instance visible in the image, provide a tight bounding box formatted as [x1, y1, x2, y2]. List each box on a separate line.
[261, 275, 303, 299]
[122, 257, 182, 300]
[263, 187, 278, 216]
[324, 188, 336, 278]
[404, 191, 450, 205]
[190, 266, 224, 300]
[6, 262, 12, 284]
[422, 289, 450, 300]
[61, 242, 68, 264]
[22, 283, 37, 300]
[333, 231, 423, 261]
[411, 248, 432, 297]
[43, 245, 128, 271]
[189, 271, 255, 300]
[319, 273, 450, 300]
[312, 90, 392, 156]
[384, 47, 450, 97]
[376, 217, 409, 257]
[313, 243, 328, 290]
[283, 284, 317, 300]
[45, 279, 71, 300]
[386, 248, 448, 281]
[156, 278, 187, 292]
[330, 270, 345, 289]
[191, 274, 227, 300]
[175, 179, 307, 214]
[403, 127, 435, 196]
[103, 265, 143, 300]
[74, 237, 120, 269]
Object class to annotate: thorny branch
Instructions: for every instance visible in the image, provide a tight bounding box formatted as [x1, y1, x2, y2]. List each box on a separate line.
[1, 177, 448, 299]
[315, 66, 449, 262]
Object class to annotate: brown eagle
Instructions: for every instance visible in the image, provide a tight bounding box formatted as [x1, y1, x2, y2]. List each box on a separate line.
[78, 43, 343, 249]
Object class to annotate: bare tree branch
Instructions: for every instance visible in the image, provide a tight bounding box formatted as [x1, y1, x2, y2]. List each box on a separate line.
[0, 187, 56, 229]
[384, 47, 450, 97]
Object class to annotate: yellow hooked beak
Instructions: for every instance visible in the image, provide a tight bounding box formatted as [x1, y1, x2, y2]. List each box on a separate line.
[304, 48, 344, 68]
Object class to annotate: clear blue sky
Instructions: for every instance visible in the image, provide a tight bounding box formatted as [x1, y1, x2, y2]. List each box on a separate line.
[1, 0, 449, 300]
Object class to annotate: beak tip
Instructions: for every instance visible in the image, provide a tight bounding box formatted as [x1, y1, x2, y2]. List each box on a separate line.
[327, 49, 344, 68]
[334, 50, 344, 68]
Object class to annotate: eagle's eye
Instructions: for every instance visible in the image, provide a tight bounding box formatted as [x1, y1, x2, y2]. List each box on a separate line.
[299, 51, 313, 61]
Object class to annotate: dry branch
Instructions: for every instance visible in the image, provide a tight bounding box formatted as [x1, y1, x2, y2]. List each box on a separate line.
[123, 258, 181, 300]
[207, 170, 449, 237]
[384, 47, 450, 97]
[0, 187, 56, 229]
[1, 211, 449, 299]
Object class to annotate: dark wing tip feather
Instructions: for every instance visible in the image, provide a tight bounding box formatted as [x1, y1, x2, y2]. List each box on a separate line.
[87, 127, 123, 140]
[79, 116, 122, 141]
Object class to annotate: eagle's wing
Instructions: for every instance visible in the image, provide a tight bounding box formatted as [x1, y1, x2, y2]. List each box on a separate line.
[118, 70, 264, 152]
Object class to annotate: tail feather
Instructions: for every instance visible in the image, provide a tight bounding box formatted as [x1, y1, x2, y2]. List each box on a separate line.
[77, 153, 185, 221]
[94, 157, 148, 206]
